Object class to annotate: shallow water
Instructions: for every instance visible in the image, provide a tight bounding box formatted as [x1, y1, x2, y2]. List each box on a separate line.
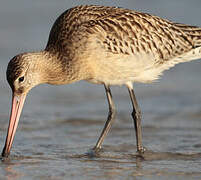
[0, 0, 201, 179]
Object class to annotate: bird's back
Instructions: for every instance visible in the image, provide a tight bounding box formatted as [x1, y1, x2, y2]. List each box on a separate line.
[45, 5, 201, 84]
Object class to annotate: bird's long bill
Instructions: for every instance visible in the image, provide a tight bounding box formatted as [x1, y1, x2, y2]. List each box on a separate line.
[1, 94, 26, 157]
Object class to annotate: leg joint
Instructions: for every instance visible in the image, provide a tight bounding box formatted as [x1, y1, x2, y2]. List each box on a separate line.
[131, 109, 142, 119]
[109, 106, 116, 117]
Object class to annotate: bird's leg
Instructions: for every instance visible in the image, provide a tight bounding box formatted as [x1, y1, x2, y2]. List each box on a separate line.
[93, 84, 116, 152]
[127, 83, 146, 154]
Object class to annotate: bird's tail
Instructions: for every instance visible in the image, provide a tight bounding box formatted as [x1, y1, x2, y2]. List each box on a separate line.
[175, 23, 201, 47]
[173, 23, 201, 63]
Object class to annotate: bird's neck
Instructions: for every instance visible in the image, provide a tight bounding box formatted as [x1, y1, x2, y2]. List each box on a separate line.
[28, 50, 87, 85]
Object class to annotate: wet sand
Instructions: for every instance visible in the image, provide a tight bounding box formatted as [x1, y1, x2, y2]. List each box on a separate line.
[0, 0, 201, 179]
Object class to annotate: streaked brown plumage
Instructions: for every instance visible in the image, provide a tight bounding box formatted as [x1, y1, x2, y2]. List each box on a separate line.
[2, 5, 201, 157]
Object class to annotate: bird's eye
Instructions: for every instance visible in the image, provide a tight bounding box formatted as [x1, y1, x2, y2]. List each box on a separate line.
[18, 76, 24, 83]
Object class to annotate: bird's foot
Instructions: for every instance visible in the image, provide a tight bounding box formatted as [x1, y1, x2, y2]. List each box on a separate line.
[137, 146, 146, 155]
[86, 147, 102, 158]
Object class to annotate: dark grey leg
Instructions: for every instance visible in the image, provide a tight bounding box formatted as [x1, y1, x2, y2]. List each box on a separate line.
[93, 84, 116, 151]
[127, 83, 146, 153]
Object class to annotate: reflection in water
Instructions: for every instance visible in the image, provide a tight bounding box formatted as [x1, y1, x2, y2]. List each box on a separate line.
[1, 158, 23, 180]
[1, 110, 201, 180]
[1, 113, 201, 179]
[1, 140, 201, 179]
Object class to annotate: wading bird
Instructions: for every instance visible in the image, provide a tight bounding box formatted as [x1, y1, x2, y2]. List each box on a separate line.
[2, 5, 201, 157]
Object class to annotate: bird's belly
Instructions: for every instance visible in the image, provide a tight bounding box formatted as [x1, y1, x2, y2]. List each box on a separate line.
[86, 52, 161, 85]
[86, 68, 161, 85]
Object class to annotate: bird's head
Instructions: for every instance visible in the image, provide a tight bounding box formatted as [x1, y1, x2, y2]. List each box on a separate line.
[2, 53, 45, 157]
[7, 53, 43, 95]
[2, 51, 82, 157]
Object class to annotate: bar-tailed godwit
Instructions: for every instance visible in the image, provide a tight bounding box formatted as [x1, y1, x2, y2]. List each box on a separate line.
[2, 5, 201, 157]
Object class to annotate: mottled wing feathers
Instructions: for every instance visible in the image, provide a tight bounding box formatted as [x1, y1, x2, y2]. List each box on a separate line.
[173, 23, 201, 47]
[46, 5, 201, 64]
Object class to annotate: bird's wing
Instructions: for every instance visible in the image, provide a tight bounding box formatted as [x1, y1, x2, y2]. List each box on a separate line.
[86, 11, 200, 64]
[46, 5, 201, 65]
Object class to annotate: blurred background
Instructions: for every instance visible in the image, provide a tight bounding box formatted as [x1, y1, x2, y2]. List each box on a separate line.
[0, 0, 201, 179]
